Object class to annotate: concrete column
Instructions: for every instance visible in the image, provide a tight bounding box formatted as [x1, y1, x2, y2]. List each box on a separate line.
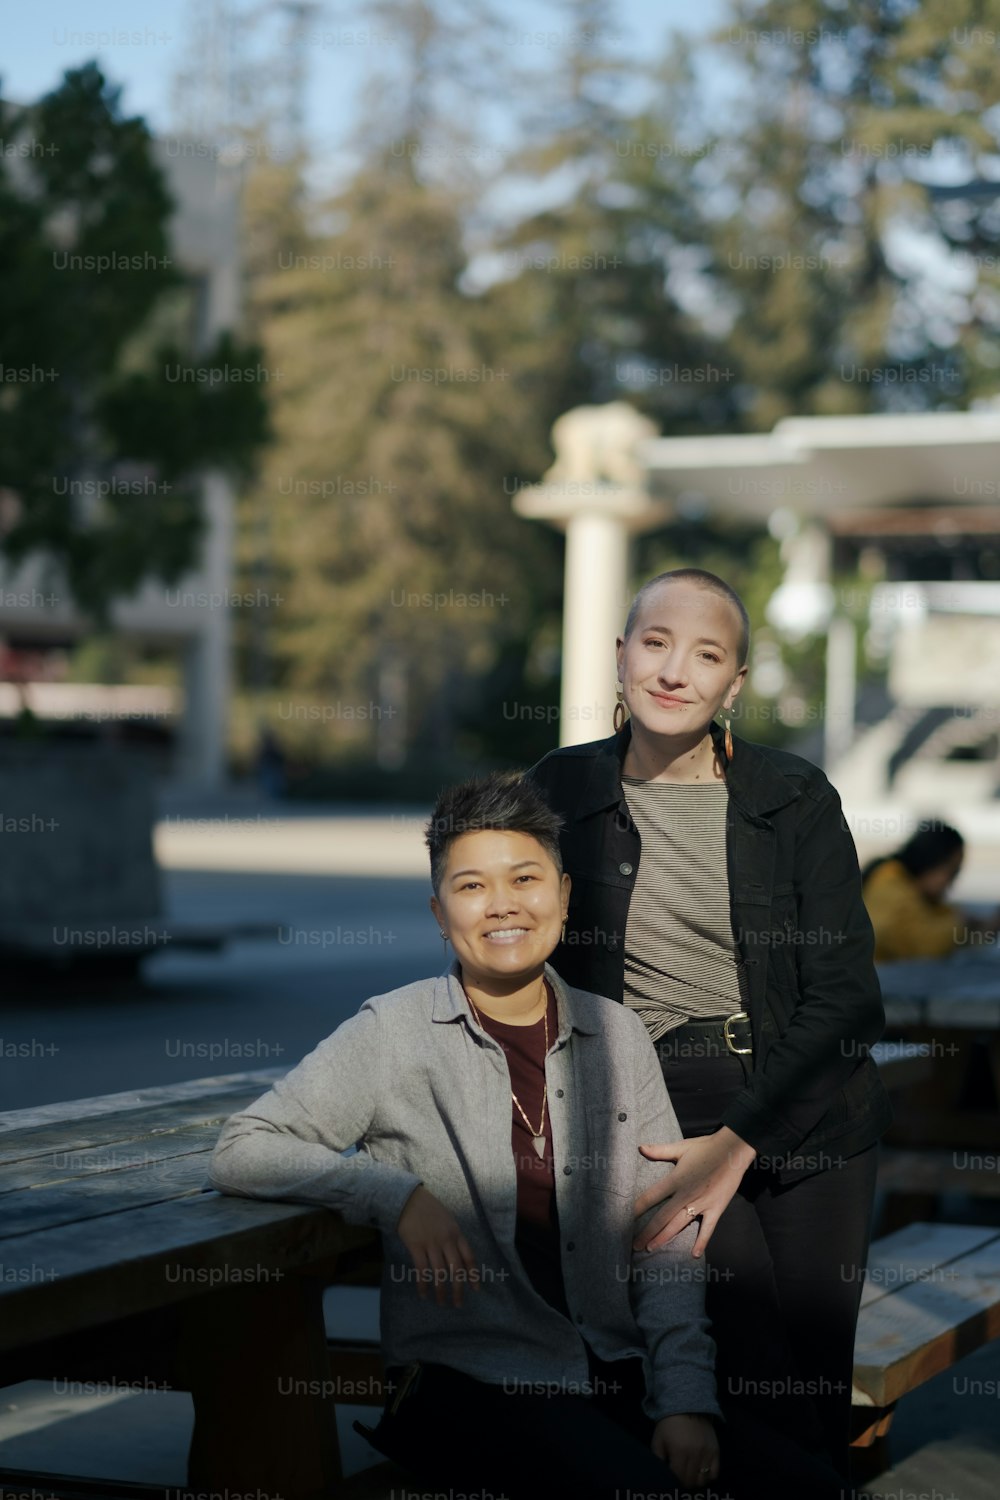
[560, 509, 629, 741]
[512, 403, 668, 747]
[178, 473, 233, 787]
[824, 613, 856, 770]
[180, 632, 216, 785]
[515, 483, 669, 747]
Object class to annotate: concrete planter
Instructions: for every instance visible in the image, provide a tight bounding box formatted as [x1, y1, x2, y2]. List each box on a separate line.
[0, 742, 164, 967]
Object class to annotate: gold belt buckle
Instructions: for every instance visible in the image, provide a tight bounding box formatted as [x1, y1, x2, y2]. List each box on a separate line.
[723, 1011, 753, 1056]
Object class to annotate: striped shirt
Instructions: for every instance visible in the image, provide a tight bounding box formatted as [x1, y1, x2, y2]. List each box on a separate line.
[621, 776, 747, 1041]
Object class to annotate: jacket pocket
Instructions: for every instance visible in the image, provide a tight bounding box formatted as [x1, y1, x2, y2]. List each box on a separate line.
[582, 1103, 637, 1198]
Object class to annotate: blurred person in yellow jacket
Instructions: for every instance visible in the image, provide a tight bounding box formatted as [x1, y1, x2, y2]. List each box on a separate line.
[861, 821, 996, 962]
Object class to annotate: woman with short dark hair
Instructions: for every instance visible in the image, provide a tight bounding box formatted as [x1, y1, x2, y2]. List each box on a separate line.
[210, 771, 725, 1498]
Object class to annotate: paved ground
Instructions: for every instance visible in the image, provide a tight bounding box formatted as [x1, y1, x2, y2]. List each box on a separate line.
[154, 786, 1000, 893]
[0, 866, 441, 1112]
[2, 793, 999, 1495]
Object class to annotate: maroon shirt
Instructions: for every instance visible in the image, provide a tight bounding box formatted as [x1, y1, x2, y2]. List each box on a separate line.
[475, 984, 569, 1317]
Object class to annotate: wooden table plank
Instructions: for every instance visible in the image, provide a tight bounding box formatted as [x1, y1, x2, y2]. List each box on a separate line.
[0, 1084, 277, 1167]
[878, 1148, 1000, 1200]
[925, 996, 1000, 1026]
[0, 1154, 214, 1239]
[881, 998, 929, 1027]
[0, 1122, 221, 1195]
[859, 1222, 999, 1307]
[0, 1189, 378, 1351]
[871, 1041, 934, 1092]
[878, 954, 1000, 992]
[881, 996, 1000, 1028]
[870, 1040, 938, 1062]
[0, 1068, 284, 1134]
[877, 950, 1000, 1036]
[878, 1023, 1000, 1151]
[853, 1230, 1000, 1405]
[2, 1137, 363, 1240]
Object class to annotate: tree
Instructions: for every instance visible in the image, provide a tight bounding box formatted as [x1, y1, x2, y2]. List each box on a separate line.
[702, 0, 1000, 425]
[484, 6, 738, 439]
[232, 0, 563, 769]
[0, 63, 267, 617]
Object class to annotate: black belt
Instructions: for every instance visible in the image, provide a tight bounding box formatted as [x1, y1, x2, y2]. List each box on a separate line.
[656, 1011, 753, 1058]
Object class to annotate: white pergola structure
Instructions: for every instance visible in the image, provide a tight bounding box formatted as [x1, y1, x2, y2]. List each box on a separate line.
[515, 406, 1000, 795]
[513, 403, 667, 740]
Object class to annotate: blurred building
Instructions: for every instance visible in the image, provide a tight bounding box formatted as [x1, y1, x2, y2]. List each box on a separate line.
[640, 411, 1000, 814]
[0, 140, 242, 789]
[517, 406, 1000, 833]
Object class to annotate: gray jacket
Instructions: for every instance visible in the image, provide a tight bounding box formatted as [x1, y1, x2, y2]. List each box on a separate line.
[209, 961, 720, 1422]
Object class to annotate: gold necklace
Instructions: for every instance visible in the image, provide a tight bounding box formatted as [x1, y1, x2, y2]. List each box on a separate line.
[465, 985, 550, 1158]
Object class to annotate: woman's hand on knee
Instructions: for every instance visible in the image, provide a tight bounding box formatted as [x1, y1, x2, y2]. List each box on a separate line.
[652, 1412, 719, 1488]
[633, 1130, 756, 1255]
[396, 1185, 481, 1307]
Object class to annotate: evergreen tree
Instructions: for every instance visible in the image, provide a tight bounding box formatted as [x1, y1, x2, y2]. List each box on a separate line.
[233, 0, 561, 769]
[0, 63, 267, 617]
[704, 0, 1000, 423]
[486, 5, 737, 439]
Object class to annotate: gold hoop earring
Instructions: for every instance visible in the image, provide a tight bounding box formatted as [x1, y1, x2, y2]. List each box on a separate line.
[724, 713, 734, 764]
[614, 686, 628, 734]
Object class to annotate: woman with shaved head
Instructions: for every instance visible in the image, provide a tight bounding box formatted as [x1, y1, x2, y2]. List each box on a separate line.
[530, 567, 892, 1482]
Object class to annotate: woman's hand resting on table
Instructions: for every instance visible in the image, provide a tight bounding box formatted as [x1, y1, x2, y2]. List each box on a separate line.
[652, 1413, 720, 1488]
[396, 1184, 481, 1307]
[633, 1128, 757, 1255]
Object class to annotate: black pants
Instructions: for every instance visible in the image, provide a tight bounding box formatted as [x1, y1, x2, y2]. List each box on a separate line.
[366, 1347, 852, 1500]
[659, 1035, 878, 1477]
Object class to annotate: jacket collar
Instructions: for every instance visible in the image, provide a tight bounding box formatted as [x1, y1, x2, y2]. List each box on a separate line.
[575, 718, 801, 819]
[433, 959, 600, 1038]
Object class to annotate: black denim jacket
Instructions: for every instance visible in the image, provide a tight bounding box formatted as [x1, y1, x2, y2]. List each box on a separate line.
[528, 720, 893, 1182]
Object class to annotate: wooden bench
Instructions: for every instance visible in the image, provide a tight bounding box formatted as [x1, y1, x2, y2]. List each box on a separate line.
[332, 1219, 1000, 1483]
[870, 1037, 935, 1094]
[330, 1218, 1000, 1465]
[871, 1032, 1000, 1230]
[879, 959, 1000, 1156]
[877, 1146, 1000, 1233]
[850, 1220, 1000, 1474]
[869, 1027, 1000, 1232]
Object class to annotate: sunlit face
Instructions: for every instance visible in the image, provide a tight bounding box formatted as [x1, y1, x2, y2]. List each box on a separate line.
[430, 829, 570, 990]
[914, 848, 963, 902]
[616, 579, 747, 740]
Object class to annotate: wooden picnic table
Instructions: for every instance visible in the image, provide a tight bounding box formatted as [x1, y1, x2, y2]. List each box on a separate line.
[0, 1069, 380, 1500]
[0, 1025, 990, 1498]
[877, 952, 1000, 1151]
[878, 950, 1000, 1028]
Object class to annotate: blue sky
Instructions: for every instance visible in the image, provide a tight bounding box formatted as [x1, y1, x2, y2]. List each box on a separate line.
[3, 0, 733, 164]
